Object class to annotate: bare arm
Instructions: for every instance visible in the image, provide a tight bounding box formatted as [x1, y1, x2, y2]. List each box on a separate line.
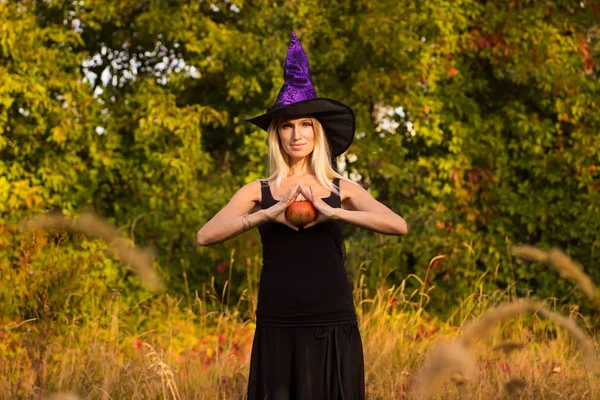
[196, 180, 268, 246]
[334, 179, 408, 235]
[197, 180, 304, 246]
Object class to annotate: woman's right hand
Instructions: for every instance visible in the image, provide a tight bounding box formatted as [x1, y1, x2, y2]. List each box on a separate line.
[264, 180, 302, 231]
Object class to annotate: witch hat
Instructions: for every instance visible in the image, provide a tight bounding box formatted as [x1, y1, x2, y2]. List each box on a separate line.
[243, 29, 355, 158]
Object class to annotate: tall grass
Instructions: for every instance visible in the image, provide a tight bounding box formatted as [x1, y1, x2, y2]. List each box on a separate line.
[1, 218, 599, 399]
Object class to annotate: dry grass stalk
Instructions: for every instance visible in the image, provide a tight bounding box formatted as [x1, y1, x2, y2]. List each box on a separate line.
[460, 300, 599, 375]
[511, 245, 549, 263]
[417, 299, 600, 398]
[460, 300, 542, 348]
[20, 212, 163, 292]
[537, 306, 600, 376]
[143, 342, 182, 400]
[415, 339, 476, 399]
[512, 245, 596, 301]
[414, 301, 539, 398]
[47, 393, 82, 400]
[504, 377, 526, 396]
[450, 373, 470, 385]
[493, 341, 526, 355]
[546, 248, 597, 300]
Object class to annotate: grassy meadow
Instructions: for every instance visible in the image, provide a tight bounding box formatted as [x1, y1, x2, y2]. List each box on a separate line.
[2, 219, 600, 400]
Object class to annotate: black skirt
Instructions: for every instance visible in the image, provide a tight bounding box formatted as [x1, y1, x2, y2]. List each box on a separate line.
[246, 323, 365, 400]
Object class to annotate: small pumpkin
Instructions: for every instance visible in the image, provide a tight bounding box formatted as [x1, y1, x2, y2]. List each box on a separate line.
[285, 200, 317, 228]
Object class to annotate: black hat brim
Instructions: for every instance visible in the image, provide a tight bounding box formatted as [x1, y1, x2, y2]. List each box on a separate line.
[242, 98, 355, 158]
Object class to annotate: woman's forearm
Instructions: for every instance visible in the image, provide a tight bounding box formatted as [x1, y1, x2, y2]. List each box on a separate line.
[197, 209, 269, 246]
[333, 209, 408, 235]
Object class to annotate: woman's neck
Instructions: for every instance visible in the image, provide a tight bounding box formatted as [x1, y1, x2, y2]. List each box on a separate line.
[287, 171, 312, 178]
[287, 156, 312, 177]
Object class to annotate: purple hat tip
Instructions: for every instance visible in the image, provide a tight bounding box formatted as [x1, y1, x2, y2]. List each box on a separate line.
[271, 29, 317, 110]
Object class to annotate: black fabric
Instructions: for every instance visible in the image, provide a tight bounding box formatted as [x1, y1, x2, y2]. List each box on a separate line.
[246, 177, 365, 399]
[255, 177, 357, 327]
[246, 324, 365, 400]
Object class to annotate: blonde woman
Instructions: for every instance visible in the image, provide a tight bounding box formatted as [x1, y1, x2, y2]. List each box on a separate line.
[197, 30, 407, 399]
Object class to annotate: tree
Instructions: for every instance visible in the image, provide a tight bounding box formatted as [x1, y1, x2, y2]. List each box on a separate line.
[2, 0, 598, 314]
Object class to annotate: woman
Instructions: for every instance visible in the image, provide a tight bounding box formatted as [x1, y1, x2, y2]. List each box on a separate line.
[197, 30, 408, 400]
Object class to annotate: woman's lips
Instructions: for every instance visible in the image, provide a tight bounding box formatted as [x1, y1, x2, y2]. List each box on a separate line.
[291, 143, 305, 149]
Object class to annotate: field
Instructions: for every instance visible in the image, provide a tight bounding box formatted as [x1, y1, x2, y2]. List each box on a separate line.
[2, 225, 599, 399]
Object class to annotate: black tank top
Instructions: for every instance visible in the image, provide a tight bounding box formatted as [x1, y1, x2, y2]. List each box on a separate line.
[256, 177, 358, 327]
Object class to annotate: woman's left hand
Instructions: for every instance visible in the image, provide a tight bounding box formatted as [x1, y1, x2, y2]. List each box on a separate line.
[298, 184, 338, 228]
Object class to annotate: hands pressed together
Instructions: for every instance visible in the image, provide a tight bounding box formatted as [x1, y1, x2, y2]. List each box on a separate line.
[263, 180, 338, 231]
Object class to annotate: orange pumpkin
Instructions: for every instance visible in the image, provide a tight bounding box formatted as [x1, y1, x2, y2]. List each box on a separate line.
[285, 200, 317, 228]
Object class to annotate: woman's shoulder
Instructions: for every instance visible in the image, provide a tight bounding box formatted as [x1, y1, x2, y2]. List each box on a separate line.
[338, 177, 362, 203]
[235, 179, 263, 206]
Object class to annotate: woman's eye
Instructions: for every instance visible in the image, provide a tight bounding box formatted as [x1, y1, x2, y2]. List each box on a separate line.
[302, 122, 312, 127]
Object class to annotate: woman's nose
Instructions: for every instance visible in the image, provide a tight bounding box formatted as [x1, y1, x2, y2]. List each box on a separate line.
[291, 126, 301, 139]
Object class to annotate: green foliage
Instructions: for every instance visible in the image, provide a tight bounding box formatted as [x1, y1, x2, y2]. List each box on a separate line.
[0, 229, 152, 321]
[1, 0, 599, 318]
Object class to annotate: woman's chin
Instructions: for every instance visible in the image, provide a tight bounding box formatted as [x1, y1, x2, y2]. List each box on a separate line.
[287, 150, 312, 159]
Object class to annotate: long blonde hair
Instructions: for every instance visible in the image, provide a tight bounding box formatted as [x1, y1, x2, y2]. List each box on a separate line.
[261, 116, 354, 196]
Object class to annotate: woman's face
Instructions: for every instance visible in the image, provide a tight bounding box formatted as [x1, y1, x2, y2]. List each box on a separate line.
[277, 117, 315, 159]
